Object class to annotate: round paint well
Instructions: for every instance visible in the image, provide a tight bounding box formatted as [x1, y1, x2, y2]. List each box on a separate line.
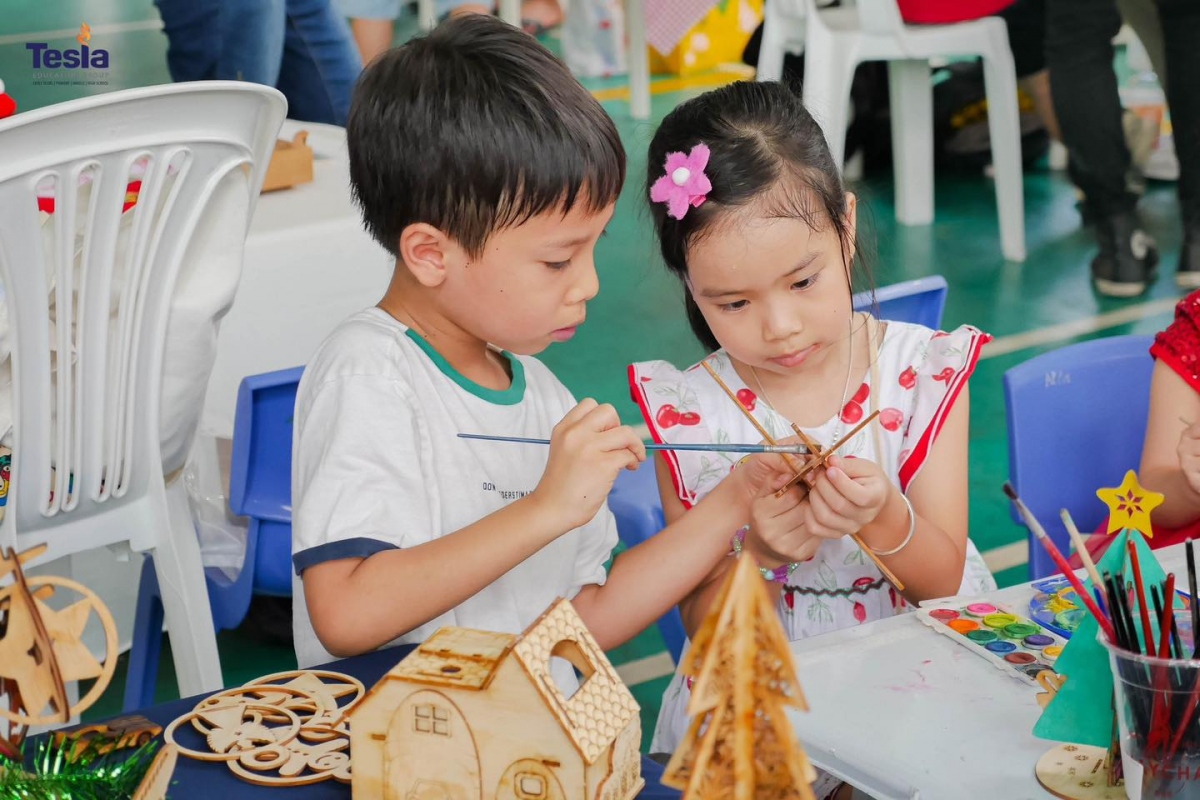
[930, 608, 960, 622]
[1023, 634, 1054, 649]
[966, 630, 999, 644]
[965, 603, 998, 617]
[1003, 622, 1040, 639]
[1004, 652, 1037, 665]
[983, 613, 1018, 629]
[985, 640, 1017, 654]
[1043, 645, 1064, 659]
[948, 619, 980, 634]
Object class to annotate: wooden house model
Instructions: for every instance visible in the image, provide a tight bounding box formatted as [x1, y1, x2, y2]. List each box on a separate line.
[349, 599, 644, 800]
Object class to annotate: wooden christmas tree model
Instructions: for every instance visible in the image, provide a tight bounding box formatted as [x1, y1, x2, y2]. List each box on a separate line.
[662, 553, 817, 800]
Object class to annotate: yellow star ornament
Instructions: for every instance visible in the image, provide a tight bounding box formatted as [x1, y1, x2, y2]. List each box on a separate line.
[1096, 470, 1164, 537]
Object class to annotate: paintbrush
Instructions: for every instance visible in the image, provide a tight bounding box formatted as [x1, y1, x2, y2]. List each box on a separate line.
[1003, 482, 1117, 642]
[1061, 509, 1106, 604]
[456, 433, 814, 455]
[1188, 539, 1199, 659]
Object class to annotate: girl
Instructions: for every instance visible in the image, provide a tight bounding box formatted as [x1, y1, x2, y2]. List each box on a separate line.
[629, 81, 996, 791]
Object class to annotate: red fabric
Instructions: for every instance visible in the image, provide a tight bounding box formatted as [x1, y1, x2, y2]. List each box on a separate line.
[897, 0, 1015, 24]
[1150, 289, 1200, 395]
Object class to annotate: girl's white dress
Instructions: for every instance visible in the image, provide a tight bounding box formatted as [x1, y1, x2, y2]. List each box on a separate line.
[628, 320, 997, 791]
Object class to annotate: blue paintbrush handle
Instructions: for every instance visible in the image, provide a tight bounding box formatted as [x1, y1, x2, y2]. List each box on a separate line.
[456, 433, 810, 455]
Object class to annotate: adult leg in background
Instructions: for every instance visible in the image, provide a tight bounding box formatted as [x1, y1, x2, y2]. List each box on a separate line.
[1046, 0, 1157, 297]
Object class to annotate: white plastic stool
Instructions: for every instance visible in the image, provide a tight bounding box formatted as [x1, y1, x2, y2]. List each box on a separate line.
[760, 0, 1027, 262]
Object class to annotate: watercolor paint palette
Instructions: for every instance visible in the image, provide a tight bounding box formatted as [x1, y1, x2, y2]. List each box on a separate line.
[1028, 576, 1085, 639]
[917, 600, 1069, 687]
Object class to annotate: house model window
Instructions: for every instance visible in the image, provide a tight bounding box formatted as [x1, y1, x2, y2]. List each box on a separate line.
[515, 773, 547, 799]
[413, 704, 450, 736]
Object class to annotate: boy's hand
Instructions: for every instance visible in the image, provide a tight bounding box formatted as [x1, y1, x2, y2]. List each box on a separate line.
[1180, 421, 1200, 497]
[533, 399, 645, 530]
[800, 455, 892, 540]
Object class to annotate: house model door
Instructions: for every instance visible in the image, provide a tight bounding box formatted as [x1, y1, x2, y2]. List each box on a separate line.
[386, 691, 481, 800]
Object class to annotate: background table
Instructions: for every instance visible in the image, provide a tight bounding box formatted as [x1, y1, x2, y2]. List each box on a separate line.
[39, 644, 680, 799]
[784, 543, 1188, 800]
[199, 120, 393, 440]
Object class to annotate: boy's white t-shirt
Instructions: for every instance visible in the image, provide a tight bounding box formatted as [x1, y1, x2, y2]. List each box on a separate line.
[291, 307, 618, 668]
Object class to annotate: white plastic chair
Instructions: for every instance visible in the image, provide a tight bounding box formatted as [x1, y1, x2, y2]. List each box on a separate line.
[758, 0, 1026, 262]
[0, 82, 286, 700]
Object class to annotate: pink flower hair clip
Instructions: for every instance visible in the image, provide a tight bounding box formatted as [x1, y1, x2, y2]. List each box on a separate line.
[650, 143, 712, 220]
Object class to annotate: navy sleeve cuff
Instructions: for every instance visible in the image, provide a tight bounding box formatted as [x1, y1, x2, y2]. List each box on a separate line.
[293, 537, 399, 575]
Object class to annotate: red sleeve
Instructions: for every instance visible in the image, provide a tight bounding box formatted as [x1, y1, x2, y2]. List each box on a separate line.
[1149, 290, 1200, 395]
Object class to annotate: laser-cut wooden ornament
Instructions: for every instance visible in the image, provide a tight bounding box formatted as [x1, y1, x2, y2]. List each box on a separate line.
[662, 553, 817, 800]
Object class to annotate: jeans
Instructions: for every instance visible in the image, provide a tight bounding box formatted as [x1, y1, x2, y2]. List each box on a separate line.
[155, 0, 363, 125]
[1046, 0, 1200, 224]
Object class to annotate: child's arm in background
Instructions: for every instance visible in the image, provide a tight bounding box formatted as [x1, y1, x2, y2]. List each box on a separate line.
[570, 452, 795, 649]
[302, 399, 644, 658]
[1140, 361, 1200, 528]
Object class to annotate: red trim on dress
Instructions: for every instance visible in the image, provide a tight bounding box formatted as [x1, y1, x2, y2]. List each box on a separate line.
[897, 331, 992, 492]
[627, 363, 695, 509]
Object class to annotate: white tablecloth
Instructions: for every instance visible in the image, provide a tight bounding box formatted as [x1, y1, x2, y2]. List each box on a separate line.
[786, 545, 1188, 800]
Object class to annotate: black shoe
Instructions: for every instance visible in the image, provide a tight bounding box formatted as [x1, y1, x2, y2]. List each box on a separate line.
[1177, 226, 1200, 290]
[1091, 212, 1158, 298]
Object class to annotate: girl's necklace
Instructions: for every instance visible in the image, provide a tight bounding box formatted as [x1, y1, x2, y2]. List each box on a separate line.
[750, 313, 858, 447]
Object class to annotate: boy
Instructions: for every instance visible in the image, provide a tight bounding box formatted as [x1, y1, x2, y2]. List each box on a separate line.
[292, 15, 793, 668]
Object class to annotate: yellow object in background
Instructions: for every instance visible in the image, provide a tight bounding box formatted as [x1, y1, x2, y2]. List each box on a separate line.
[648, 0, 763, 76]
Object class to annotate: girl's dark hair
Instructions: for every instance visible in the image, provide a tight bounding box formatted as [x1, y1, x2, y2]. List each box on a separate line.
[646, 81, 869, 351]
[348, 14, 625, 260]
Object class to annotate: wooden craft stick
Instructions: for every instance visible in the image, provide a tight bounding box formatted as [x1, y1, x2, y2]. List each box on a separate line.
[699, 362, 903, 590]
[1061, 509, 1106, 604]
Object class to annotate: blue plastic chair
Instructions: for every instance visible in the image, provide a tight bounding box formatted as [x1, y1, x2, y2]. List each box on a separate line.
[1003, 335, 1154, 580]
[608, 461, 687, 663]
[852, 275, 948, 329]
[611, 276, 952, 665]
[123, 366, 304, 710]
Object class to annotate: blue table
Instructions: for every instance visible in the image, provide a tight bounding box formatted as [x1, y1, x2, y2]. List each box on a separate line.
[70, 644, 680, 798]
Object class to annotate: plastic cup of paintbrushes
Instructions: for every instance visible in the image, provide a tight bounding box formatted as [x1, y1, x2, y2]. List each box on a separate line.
[1103, 637, 1200, 800]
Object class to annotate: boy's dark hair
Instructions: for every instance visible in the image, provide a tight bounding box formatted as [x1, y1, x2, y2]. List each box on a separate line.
[646, 81, 869, 352]
[347, 15, 625, 260]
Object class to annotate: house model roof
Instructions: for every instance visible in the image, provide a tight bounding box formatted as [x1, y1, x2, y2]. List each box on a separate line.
[509, 600, 639, 765]
[388, 628, 516, 691]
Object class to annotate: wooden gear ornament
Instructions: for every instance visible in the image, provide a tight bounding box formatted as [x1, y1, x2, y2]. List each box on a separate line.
[0, 545, 119, 736]
[165, 670, 363, 787]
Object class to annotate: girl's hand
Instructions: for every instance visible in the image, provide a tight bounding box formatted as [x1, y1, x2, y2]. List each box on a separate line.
[1180, 421, 1200, 497]
[533, 399, 645, 530]
[800, 454, 892, 539]
[725, 439, 808, 505]
[746, 480, 821, 566]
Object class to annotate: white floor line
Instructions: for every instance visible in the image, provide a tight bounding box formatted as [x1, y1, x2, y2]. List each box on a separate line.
[615, 651, 676, 687]
[0, 19, 164, 47]
[981, 540, 1030, 574]
[979, 297, 1179, 360]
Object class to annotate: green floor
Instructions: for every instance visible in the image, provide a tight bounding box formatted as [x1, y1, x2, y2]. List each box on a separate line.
[5, 0, 1191, 752]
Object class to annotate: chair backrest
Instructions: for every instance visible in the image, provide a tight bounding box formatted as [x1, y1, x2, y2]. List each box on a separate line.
[608, 459, 687, 662]
[852, 275, 948, 329]
[1003, 335, 1155, 579]
[229, 365, 305, 522]
[0, 82, 286, 561]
